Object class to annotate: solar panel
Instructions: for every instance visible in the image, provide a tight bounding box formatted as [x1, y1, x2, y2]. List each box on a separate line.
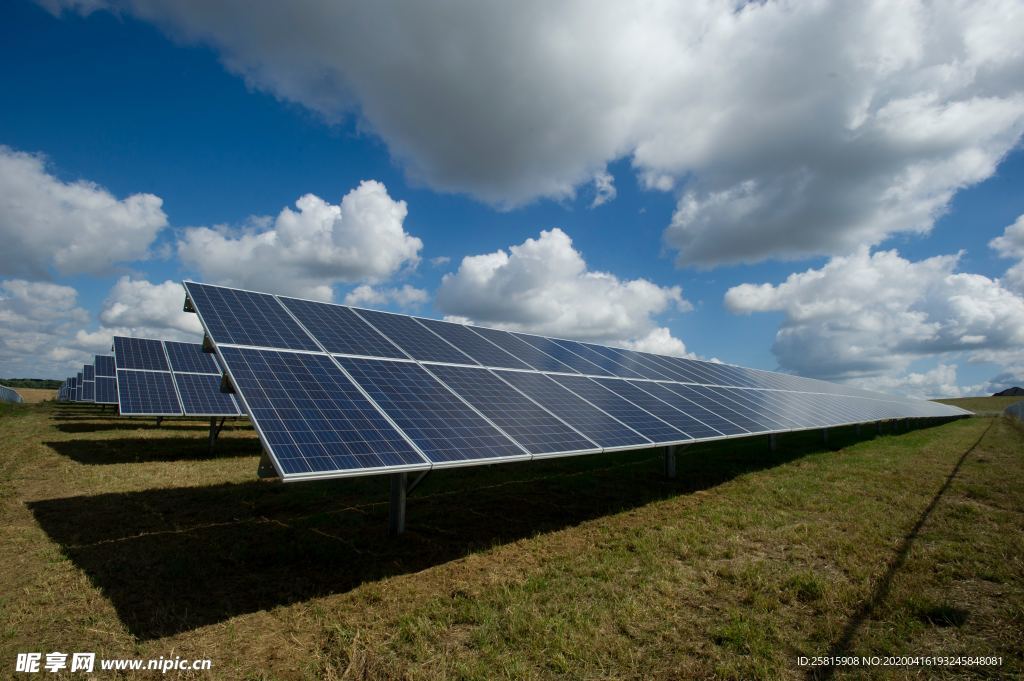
[219, 347, 428, 477]
[76, 373, 83, 401]
[183, 280, 970, 487]
[164, 340, 221, 374]
[588, 379, 710, 440]
[632, 381, 747, 436]
[464, 325, 580, 373]
[114, 337, 169, 371]
[494, 370, 650, 449]
[336, 357, 527, 465]
[353, 308, 477, 364]
[95, 355, 116, 377]
[548, 374, 691, 443]
[414, 317, 533, 369]
[95, 376, 118, 405]
[547, 338, 647, 379]
[278, 296, 408, 359]
[425, 364, 599, 456]
[116, 369, 182, 415]
[81, 378, 95, 402]
[83, 364, 95, 381]
[184, 282, 320, 351]
[174, 372, 240, 416]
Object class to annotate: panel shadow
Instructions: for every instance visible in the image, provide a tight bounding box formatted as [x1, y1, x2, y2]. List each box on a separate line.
[44, 435, 259, 464]
[28, 434, 826, 640]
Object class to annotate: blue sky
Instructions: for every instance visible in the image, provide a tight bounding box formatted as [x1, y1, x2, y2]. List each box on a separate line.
[2, 0, 1023, 397]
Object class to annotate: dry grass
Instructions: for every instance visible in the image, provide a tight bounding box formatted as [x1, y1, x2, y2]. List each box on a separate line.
[0, 402, 1021, 679]
[12, 387, 58, 403]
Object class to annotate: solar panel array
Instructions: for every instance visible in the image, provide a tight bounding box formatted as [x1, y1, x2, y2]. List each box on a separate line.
[80, 363, 95, 403]
[0, 384, 23, 404]
[184, 281, 969, 482]
[113, 336, 242, 417]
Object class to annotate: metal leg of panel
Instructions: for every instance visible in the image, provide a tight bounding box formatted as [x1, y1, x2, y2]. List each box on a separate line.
[389, 472, 408, 537]
[822, 428, 829, 446]
[257, 451, 278, 479]
[208, 417, 226, 453]
[663, 446, 677, 480]
[769, 433, 778, 452]
[156, 416, 163, 428]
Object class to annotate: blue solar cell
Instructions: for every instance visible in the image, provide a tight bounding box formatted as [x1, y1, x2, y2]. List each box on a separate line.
[94, 355, 116, 377]
[590, 379, 715, 440]
[464, 325, 580, 373]
[164, 340, 221, 374]
[414, 317, 532, 369]
[426, 364, 598, 455]
[116, 370, 182, 415]
[511, 333, 615, 376]
[494, 370, 650, 448]
[81, 380, 95, 402]
[114, 337, 170, 371]
[709, 387, 807, 429]
[220, 348, 427, 476]
[672, 385, 778, 432]
[279, 296, 408, 358]
[94, 376, 118, 404]
[337, 357, 526, 464]
[173, 372, 240, 416]
[578, 344, 675, 380]
[83, 364, 95, 381]
[547, 339, 646, 379]
[353, 308, 477, 364]
[185, 282, 320, 351]
[629, 381, 745, 437]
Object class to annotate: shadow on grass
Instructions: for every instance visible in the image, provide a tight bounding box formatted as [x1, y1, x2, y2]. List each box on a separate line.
[53, 421, 248, 433]
[26, 427, 896, 640]
[44, 435, 260, 464]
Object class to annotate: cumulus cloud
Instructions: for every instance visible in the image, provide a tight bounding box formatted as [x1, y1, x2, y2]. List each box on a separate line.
[45, 1, 1024, 264]
[0, 279, 92, 377]
[0, 146, 167, 278]
[725, 248, 1024, 388]
[991, 214, 1024, 293]
[847, 363, 967, 400]
[343, 284, 428, 310]
[177, 180, 422, 300]
[436, 227, 690, 353]
[98, 276, 202, 336]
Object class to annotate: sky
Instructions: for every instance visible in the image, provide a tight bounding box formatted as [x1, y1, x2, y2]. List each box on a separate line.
[1, 0, 1023, 398]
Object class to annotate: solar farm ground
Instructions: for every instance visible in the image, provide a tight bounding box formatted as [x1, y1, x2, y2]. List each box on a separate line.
[0, 399, 1021, 679]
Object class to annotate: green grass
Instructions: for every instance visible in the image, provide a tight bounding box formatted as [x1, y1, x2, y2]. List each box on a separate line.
[935, 396, 1023, 414]
[1, 402, 1021, 679]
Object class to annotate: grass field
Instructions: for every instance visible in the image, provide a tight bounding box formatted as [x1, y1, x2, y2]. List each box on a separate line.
[9, 387, 57, 404]
[936, 396, 1024, 415]
[1, 401, 1021, 679]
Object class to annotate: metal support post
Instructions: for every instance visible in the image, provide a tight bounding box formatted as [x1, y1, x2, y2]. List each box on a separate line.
[208, 417, 226, 453]
[822, 428, 829, 445]
[156, 416, 163, 427]
[389, 472, 408, 537]
[769, 433, 778, 452]
[663, 446, 677, 479]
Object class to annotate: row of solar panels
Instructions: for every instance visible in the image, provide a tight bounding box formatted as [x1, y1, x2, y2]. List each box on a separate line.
[0, 384, 24, 404]
[183, 281, 969, 481]
[57, 339, 242, 417]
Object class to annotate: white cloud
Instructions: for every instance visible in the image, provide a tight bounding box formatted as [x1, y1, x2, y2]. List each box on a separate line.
[429, 256, 451, 267]
[991, 214, 1024, 293]
[724, 248, 1024, 390]
[436, 227, 689, 352]
[0, 279, 92, 377]
[46, 1, 1024, 264]
[0, 146, 167, 278]
[177, 180, 422, 300]
[590, 170, 617, 208]
[619, 327, 692, 358]
[848, 363, 967, 399]
[343, 284, 428, 310]
[98, 276, 202, 336]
